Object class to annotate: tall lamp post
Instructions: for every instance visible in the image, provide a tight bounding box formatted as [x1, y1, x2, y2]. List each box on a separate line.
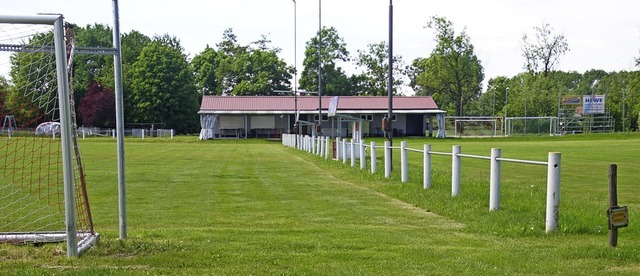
[292, 0, 298, 132]
[317, 0, 323, 135]
[387, 0, 394, 166]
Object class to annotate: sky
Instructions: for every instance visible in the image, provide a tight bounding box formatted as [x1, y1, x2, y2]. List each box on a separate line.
[2, 0, 639, 94]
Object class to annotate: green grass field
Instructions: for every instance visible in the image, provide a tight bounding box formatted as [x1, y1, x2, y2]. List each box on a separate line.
[1, 133, 640, 274]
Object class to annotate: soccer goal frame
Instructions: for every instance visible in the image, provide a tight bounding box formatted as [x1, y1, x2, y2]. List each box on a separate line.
[446, 116, 503, 138]
[505, 116, 558, 137]
[0, 15, 97, 257]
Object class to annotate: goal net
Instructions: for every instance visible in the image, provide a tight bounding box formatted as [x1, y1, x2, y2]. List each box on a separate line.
[445, 116, 504, 137]
[0, 15, 97, 256]
[505, 117, 558, 136]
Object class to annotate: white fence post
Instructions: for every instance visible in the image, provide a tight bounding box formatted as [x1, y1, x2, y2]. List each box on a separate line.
[309, 136, 313, 153]
[370, 141, 377, 174]
[342, 138, 348, 164]
[546, 152, 561, 233]
[360, 139, 366, 170]
[452, 145, 461, 197]
[401, 141, 408, 183]
[171, 129, 174, 139]
[299, 135, 303, 150]
[318, 136, 323, 156]
[325, 136, 330, 159]
[384, 141, 391, 178]
[142, 129, 145, 140]
[303, 135, 307, 151]
[424, 144, 431, 189]
[490, 148, 501, 211]
[350, 139, 356, 167]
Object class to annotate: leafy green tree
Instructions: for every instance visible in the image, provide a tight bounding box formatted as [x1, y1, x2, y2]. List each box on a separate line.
[121, 30, 152, 66]
[232, 47, 293, 95]
[299, 26, 353, 95]
[353, 41, 405, 96]
[120, 30, 152, 119]
[193, 29, 292, 95]
[522, 22, 569, 77]
[468, 76, 510, 116]
[71, 24, 115, 101]
[129, 34, 199, 133]
[0, 76, 9, 116]
[191, 45, 221, 95]
[410, 16, 484, 116]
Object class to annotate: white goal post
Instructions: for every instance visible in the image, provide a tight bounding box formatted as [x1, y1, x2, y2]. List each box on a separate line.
[0, 15, 97, 257]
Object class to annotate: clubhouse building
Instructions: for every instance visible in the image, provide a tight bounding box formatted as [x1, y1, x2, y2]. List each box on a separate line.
[198, 95, 446, 139]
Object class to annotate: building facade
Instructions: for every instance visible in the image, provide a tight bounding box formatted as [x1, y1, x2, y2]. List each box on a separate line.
[198, 96, 446, 139]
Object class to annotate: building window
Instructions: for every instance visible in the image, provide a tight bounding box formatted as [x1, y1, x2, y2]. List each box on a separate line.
[384, 114, 397, 121]
[313, 114, 329, 121]
[360, 114, 373, 121]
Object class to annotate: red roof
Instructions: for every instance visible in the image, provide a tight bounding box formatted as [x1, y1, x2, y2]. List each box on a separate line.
[199, 96, 441, 114]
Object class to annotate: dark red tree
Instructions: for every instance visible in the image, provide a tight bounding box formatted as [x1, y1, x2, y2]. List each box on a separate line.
[77, 82, 115, 127]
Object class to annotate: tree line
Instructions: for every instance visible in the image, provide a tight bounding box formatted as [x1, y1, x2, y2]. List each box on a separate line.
[1, 16, 639, 133]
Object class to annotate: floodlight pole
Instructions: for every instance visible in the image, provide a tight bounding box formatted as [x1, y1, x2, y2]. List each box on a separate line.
[112, 0, 127, 240]
[293, 0, 298, 135]
[317, 0, 323, 135]
[387, 0, 394, 167]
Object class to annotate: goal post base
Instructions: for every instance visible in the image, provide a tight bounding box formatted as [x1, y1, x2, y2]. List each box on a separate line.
[0, 232, 99, 255]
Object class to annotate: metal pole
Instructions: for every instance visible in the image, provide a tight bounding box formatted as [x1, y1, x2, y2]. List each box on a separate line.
[452, 145, 461, 197]
[112, 0, 127, 240]
[493, 87, 496, 116]
[384, 141, 391, 178]
[609, 164, 618, 247]
[545, 152, 561, 233]
[490, 148, 501, 211]
[317, 0, 322, 135]
[524, 87, 527, 135]
[424, 144, 431, 189]
[360, 139, 366, 170]
[342, 138, 348, 164]
[350, 139, 356, 167]
[371, 141, 377, 174]
[623, 88, 627, 132]
[293, 0, 298, 137]
[54, 16, 78, 258]
[325, 136, 330, 159]
[400, 141, 408, 183]
[504, 88, 508, 136]
[387, 0, 394, 168]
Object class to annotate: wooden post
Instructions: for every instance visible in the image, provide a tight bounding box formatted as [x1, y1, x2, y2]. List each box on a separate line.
[609, 164, 618, 247]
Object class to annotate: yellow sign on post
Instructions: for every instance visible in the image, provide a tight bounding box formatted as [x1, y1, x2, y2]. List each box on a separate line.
[608, 206, 629, 229]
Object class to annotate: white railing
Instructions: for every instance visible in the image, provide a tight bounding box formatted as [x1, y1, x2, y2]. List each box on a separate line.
[79, 127, 175, 139]
[281, 134, 562, 233]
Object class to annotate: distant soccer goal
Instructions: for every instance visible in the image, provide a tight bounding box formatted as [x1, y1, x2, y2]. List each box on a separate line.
[505, 117, 558, 136]
[0, 15, 97, 257]
[445, 116, 504, 137]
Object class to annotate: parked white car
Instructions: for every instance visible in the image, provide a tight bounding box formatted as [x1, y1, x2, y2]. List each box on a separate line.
[35, 122, 61, 136]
